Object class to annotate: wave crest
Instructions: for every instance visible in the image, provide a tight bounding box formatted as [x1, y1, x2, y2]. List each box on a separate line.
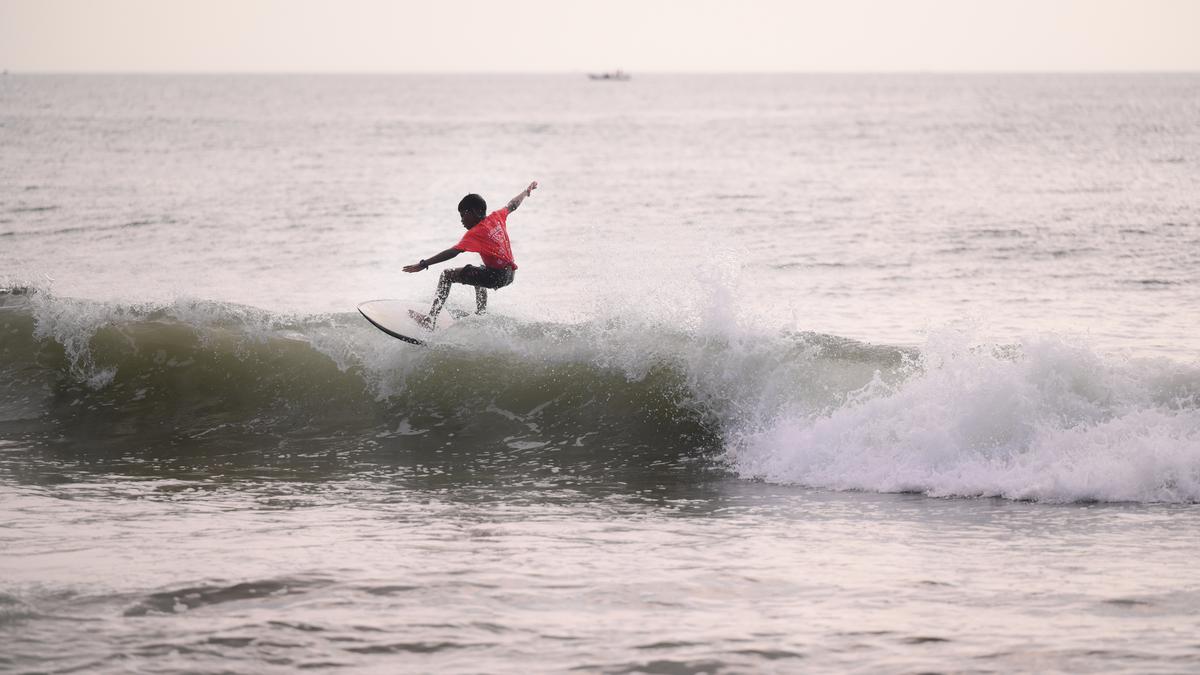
[3, 289, 1198, 502]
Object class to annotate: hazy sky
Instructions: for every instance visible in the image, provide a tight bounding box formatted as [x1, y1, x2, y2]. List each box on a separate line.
[2, 0, 1199, 72]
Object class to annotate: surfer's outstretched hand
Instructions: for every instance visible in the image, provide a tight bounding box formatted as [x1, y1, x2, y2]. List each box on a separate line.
[506, 180, 539, 212]
[403, 247, 461, 273]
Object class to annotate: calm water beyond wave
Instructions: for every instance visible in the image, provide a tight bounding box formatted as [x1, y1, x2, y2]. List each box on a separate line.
[2, 74, 1199, 672]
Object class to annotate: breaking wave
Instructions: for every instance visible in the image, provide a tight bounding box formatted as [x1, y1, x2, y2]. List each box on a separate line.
[2, 288, 1198, 502]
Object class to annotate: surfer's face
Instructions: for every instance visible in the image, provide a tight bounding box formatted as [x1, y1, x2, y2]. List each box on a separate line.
[459, 208, 484, 228]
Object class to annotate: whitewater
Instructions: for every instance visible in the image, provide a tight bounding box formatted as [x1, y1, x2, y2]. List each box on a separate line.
[3, 74, 1200, 672]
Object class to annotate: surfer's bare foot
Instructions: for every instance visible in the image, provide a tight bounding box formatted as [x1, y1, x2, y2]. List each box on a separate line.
[408, 309, 435, 331]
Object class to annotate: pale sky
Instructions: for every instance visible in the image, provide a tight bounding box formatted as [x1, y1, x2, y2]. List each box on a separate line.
[2, 0, 1198, 73]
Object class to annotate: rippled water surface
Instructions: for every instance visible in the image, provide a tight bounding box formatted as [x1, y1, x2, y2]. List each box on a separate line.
[7, 476, 1200, 673]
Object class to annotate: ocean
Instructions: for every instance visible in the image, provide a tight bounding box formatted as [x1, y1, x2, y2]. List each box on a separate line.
[2, 73, 1199, 672]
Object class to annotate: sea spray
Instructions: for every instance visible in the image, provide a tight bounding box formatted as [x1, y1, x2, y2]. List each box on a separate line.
[728, 329, 1200, 502]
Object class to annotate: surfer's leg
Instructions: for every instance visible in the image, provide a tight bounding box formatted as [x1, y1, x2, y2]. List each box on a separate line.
[464, 266, 510, 315]
[426, 268, 460, 327]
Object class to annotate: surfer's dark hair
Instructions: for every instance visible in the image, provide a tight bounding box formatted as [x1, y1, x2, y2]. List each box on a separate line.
[458, 193, 486, 214]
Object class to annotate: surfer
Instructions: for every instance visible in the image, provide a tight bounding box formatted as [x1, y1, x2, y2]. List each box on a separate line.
[403, 181, 537, 328]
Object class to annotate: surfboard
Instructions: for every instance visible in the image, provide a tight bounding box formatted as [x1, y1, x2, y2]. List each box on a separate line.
[407, 308, 472, 327]
[357, 300, 425, 345]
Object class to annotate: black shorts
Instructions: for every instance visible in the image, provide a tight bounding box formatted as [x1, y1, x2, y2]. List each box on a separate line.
[459, 265, 515, 290]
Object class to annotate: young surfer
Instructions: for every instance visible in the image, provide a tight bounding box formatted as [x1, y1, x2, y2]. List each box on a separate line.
[403, 181, 537, 328]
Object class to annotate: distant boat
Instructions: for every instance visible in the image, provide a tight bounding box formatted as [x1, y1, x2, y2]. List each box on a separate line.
[588, 70, 631, 81]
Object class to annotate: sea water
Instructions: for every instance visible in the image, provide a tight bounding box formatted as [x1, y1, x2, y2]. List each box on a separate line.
[1, 74, 1199, 672]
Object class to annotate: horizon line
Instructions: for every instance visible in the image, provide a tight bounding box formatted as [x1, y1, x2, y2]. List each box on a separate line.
[5, 69, 1200, 76]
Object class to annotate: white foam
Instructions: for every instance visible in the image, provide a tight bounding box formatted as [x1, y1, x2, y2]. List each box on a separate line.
[729, 330, 1200, 503]
[29, 290, 125, 387]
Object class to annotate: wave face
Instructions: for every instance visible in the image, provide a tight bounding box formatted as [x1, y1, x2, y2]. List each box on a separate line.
[2, 289, 1198, 502]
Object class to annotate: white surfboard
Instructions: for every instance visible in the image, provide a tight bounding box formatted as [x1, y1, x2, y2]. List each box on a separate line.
[357, 300, 426, 345]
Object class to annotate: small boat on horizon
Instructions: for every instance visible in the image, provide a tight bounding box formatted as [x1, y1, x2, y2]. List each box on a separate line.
[587, 69, 631, 81]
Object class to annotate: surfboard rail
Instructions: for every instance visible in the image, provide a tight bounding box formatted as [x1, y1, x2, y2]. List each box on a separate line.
[357, 300, 425, 345]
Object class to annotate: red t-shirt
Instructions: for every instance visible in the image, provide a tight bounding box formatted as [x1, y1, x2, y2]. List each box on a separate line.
[455, 207, 518, 270]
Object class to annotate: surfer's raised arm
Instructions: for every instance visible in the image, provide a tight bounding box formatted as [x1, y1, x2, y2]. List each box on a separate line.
[403, 247, 461, 273]
[505, 181, 538, 213]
